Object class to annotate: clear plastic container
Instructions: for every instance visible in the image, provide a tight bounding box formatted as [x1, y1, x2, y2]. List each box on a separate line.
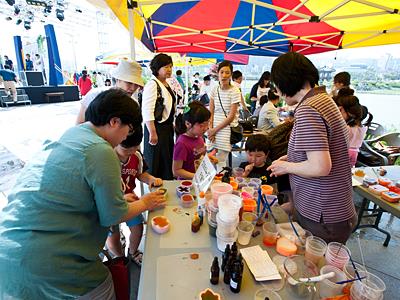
[350, 271, 386, 300]
[254, 288, 282, 300]
[210, 182, 233, 207]
[216, 228, 238, 251]
[305, 236, 327, 265]
[325, 242, 351, 269]
[319, 265, 347, 299]
[233, 167, 244, 177]
[216, 212, 239, 237]
[343, 261, 367, 280]
[218, 194, 242, 222]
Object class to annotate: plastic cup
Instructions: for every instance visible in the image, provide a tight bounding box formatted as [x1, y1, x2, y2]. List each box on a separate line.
[284, 255, 319, 299]
[295, 230, 313, 255]
[350, 271, 386, 300]
[254, 288, 282, 300]
[217, 194, 242, 222]
[325, 242, 351, 269]
[344, 261, 367, 280]
[262, 222, 279, 247]
[233, 167, 244, 177]
[248, 181, 260, 190]
[242, 212, 258, 225]
[210, 182, 233, 207]
[319, 265, 347, 299]
[305, 236, 327, 265]
[237, 221, 254, 245]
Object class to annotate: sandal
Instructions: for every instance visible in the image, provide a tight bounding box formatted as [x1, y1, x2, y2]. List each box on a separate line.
[129, 250, 143, 267]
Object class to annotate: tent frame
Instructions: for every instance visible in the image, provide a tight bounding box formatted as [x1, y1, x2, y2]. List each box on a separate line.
[128, 0, 399, 54]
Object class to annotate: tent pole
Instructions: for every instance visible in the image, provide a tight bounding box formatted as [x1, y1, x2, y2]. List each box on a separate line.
[128, 1, 136, 60]
[185, 55, 189, 104]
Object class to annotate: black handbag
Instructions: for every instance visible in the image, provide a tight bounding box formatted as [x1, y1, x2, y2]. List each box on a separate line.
[153, 80, 165, 122]
[217, 88, 243, 145]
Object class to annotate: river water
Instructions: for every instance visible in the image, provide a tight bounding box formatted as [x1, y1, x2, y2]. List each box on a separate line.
[241, 81, 399, 131]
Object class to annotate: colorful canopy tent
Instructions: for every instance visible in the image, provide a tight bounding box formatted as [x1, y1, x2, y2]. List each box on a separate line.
[104, 0, 400, 56]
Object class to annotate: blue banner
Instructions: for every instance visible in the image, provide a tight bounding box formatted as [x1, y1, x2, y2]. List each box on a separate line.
[13, 36, 24, 72]
[44, 24, 63, 86]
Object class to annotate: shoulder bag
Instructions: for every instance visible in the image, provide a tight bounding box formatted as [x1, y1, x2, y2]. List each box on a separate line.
[153, 80, 165, 122]
[217, 87, 243, 145]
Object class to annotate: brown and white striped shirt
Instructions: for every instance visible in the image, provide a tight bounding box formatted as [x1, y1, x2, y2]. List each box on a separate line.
[288, 86, 355, 223]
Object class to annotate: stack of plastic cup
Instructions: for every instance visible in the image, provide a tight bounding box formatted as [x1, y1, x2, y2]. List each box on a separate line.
[319, 265, 347, 299]
[304, 236, 327, 265]
[210, 182, 233, 207]
[350, 271, 386, 300]
[237, 221, 254, 245]
[325, 242, 351, 269]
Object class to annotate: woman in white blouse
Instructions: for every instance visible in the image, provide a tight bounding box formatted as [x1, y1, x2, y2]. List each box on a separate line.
[142, 53, 176, 179]
[207, 61, 241, 170]
[257, 89, 282, 133]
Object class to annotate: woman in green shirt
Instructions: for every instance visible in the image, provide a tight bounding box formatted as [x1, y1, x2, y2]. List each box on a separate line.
[0, 89, 166, 299]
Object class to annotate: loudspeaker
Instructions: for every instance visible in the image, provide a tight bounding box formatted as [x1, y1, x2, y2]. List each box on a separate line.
[21, 71, 45, 86]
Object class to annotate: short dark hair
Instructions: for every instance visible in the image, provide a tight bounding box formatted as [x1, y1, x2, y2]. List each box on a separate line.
[245, 134, 271, 155]
[218, 60, 233, 72]
[268, 89, 279, 101]
[176, 70, 182, 76]
[85, 88, 142, 128]
[175, 101, 210, 135]
[203, 75, 211, 81]
[232, 70, 242, 80]
[271, 52, 319, 97]
[259, 95, 269, 106]
[120, 125, 143, 148]
[334, 71, 351, 86]
[150, 53, 173, 77]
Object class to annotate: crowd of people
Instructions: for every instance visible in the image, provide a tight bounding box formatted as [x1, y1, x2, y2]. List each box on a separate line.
[0, 51, 374, 299]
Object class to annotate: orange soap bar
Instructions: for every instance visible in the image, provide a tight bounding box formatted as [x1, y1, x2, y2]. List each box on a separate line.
[276, 237, 298, 256]
[378, 177, 392, 187]
[199, 288, 221, 300]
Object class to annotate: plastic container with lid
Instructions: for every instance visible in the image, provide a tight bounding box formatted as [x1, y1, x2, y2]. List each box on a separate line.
[210, 182, 233, 207]
[261, 184, 274, 195]
[216, 228, 238, 252]
[218, 194, 242, 222]
[216, 212, 239, 237]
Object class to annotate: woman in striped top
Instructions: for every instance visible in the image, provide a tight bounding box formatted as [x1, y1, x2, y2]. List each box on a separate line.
[207, 61, 241, 170]
[268, 52, 356, 244]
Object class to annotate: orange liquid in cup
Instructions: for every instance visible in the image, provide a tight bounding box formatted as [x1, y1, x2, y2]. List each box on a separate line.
[263, 235, 278, 247]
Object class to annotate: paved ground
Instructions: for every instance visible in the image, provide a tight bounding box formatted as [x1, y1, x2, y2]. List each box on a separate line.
[1, 102, 398, 299]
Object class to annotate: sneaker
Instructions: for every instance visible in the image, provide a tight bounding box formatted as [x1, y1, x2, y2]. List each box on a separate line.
[129, 249, 143, 267]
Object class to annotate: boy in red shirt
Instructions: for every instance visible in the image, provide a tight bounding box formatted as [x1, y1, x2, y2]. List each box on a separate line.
[106, 127, 162, 265]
